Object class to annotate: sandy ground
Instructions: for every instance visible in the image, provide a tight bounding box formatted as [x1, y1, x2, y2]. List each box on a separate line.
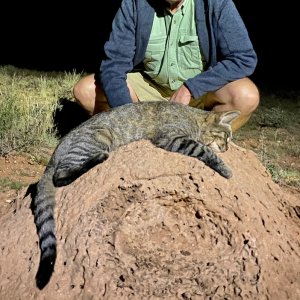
[0, 141, 299, 299]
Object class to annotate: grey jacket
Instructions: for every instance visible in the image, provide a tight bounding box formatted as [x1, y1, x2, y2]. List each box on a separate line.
[99, 0, 257, 107]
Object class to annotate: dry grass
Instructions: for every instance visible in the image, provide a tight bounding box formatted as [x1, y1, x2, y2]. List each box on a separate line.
[0, 65, 82, 155]
[235, 89, 300, 188]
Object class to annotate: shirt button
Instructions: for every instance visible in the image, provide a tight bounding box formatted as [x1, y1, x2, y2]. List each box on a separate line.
[171, 63, 175, 66]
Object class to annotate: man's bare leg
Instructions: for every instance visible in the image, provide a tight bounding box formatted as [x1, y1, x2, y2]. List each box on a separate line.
[73, 74, 138, 115]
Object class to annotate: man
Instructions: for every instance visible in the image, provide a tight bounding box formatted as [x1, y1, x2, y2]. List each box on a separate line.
[73, 0, 259, 132]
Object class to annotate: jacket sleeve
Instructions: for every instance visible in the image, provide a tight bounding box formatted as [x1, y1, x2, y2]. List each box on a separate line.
[185, 0, 258, 98]
[98, 0, 136, 107]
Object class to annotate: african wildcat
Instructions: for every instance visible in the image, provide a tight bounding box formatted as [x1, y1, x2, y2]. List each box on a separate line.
[32, 101, 239, 289]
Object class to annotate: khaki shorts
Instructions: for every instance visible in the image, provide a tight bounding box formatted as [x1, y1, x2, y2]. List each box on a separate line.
[127, 72, 206, 109]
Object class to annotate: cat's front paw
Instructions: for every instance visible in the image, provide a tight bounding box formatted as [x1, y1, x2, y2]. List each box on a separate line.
[221, 167, 233, 179]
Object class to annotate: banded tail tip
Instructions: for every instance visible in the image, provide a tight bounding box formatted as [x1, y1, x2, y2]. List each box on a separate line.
[36, 254, 56, 289]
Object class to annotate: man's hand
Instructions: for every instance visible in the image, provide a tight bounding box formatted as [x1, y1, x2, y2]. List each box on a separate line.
[170, 84, 192, 105]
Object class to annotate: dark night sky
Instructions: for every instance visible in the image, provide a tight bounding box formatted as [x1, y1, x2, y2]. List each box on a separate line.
[1, 1, 299, 91]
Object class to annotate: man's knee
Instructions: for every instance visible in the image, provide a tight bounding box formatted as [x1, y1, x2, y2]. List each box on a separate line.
[72, 74, 108, 115]
[237, 86, 259, 113]
[72, 81, 82, 101]
[228, 79, 260, 114]
[73, 83, 83, 105]
[73, 75, 96, 103]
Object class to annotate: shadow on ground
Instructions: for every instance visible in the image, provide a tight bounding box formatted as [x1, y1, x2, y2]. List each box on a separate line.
[53, 98, 90, 138]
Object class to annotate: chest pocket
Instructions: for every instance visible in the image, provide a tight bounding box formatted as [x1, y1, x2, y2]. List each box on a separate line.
[143, 36, 167, 75]
[178, 35, 203, 73]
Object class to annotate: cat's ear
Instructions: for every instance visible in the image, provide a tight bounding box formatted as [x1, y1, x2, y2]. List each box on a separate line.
[219, 110, 240, 125]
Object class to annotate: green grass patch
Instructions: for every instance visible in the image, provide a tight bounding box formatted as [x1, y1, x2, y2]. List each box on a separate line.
[235, 88, 300, 188]
[0, 177, 28, 192]
[0, 65, 82, 156]
[266, 163, 300, 188]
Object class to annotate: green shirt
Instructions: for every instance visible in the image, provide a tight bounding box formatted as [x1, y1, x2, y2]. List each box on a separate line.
[143, 0, 205, 92]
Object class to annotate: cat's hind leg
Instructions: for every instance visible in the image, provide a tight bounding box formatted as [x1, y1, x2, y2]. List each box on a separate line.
[53, 151, 109, 187]
[53, 127, 113, 187]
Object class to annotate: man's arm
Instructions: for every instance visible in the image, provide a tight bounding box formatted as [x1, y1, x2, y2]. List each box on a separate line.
[98, 0, 136, 107]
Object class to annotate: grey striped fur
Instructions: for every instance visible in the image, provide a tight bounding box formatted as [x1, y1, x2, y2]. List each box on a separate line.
[33, 101, 239, 289]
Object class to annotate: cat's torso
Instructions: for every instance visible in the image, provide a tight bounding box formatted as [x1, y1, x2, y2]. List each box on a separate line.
[54, 101, 223, 160]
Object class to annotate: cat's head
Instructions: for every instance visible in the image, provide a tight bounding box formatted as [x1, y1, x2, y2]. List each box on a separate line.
[201, 110, 240, 153]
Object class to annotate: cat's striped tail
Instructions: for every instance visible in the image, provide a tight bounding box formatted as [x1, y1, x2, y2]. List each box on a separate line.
[32, 166, 57, 289]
